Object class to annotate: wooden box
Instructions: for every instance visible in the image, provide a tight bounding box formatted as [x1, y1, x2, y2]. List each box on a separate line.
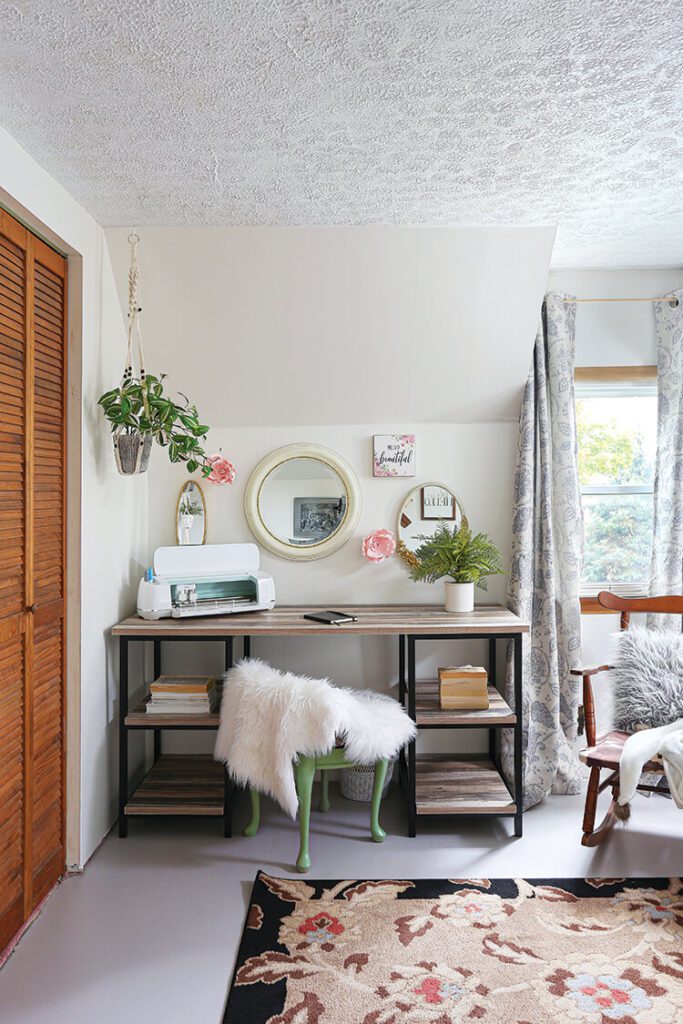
[438, 665, 489, 710]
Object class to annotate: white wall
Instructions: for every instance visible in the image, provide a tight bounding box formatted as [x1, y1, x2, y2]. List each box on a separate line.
[104, 225, 555, 759]
[550, 269, 683, 367]
[0, 126, 148, 866]
[106, 226, 555, 426]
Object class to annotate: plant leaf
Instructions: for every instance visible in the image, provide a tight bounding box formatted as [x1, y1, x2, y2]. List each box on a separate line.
[408, 523, 504, 586]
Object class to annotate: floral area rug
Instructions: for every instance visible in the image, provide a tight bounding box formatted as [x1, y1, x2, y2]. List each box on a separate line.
[223, 873, 683, 1024]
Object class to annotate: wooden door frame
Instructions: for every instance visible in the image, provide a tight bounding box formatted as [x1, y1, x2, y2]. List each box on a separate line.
[0, 188, 82, 871]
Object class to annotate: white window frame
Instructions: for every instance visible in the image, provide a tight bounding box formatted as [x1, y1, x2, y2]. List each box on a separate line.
[576, 374, 657, 599]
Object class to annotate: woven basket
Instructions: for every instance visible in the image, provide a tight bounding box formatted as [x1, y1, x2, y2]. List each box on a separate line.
[113, 431, 152, 475]
[340, 757, 395, 802]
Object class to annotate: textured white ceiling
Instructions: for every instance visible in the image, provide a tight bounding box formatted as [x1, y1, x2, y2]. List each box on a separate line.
[1, 1, 681, 267]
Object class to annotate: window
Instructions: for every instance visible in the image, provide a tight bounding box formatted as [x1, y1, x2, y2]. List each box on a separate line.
[575, 369, 657, 596]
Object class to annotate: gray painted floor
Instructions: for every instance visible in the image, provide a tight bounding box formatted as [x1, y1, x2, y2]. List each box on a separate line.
[1, 785, 682, 1024]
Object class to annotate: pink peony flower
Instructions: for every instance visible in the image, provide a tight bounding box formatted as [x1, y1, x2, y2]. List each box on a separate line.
[206, 453, 236, 485]
[362, 528, 397, 563]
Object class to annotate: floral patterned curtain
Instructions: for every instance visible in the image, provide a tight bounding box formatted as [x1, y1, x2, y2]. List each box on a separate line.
[648, 290, 683, 630]
[502, 293, 584, 809]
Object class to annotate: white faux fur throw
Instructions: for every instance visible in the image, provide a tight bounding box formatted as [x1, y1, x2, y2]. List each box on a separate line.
[619, 719, 683, 809]
[213, 659, 417, 818]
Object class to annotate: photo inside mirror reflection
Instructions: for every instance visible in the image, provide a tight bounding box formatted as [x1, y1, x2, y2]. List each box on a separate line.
[399, 484, 464, 552]
[259, 457, 347, 547]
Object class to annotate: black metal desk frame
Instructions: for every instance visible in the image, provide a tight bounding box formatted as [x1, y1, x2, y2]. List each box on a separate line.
[118, 634, 251, 838]
[118, 626, 523, 839]
[397, 632, 523, 838]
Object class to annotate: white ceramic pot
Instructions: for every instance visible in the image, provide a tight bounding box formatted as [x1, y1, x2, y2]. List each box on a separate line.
[444, 581, 474, 613]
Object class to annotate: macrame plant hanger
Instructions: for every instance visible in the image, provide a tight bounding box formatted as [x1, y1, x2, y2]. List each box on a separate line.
[113, 231, 151, 474]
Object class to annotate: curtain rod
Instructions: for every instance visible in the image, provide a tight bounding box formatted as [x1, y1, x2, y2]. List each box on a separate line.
[562, 296, 679, 305]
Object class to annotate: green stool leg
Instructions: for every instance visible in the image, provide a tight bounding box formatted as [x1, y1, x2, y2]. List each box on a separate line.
[370, 759, 388, 843]
[295, 755, 316, 872]
[319, 770, 331, 812]
[244, 789, 261, 837]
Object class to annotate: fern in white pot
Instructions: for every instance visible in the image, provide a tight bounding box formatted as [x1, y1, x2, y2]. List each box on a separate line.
[408, 523, 504, 612]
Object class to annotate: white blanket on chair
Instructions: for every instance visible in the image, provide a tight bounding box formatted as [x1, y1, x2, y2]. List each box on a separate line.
[213, 658, 416, 818]
[618, 718, 683, 809]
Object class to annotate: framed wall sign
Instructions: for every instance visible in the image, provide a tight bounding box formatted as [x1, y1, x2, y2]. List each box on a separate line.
[421, 484, 456, 519]
[373, 434, 416, 477]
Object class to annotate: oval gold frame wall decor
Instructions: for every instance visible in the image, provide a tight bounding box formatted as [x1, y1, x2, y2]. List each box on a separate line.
[176, 480, 207, 545]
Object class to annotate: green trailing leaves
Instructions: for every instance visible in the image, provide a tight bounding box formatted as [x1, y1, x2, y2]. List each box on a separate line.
[409, 522, 504, 588]
[97, 374, 213, 476]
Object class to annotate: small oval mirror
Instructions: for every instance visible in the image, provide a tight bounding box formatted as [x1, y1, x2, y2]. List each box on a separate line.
[397, 483, 466, 565]
[176, 481, 207, 545]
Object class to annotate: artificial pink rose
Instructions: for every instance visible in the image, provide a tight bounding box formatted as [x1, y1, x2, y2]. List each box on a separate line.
[206, 453, 236, 485]
[362, 528, 397, 563]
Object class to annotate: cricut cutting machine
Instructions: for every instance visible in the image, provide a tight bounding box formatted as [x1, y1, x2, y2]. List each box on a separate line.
[137, 543, 276, 620]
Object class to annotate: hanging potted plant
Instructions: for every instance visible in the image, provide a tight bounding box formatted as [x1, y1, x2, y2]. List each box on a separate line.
[98, 372, 214, 476]
[99, 232, 216, 477]
[406, 522, 504, 612]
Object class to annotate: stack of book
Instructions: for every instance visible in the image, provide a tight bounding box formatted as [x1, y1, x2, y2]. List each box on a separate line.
[146, 675, 218, 715]
[438, 665, 489, 711]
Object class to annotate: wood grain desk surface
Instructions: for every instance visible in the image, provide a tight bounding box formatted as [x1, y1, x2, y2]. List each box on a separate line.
[112, 604, 528, 637]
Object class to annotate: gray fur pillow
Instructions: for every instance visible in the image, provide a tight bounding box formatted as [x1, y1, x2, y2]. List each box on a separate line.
[612, 625, 683, 732]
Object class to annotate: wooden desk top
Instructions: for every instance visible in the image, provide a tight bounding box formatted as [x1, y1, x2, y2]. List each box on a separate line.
[112, 604, 528, 637]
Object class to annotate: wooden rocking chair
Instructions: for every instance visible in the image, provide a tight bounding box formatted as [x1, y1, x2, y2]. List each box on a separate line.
[576, 591, 683, 847]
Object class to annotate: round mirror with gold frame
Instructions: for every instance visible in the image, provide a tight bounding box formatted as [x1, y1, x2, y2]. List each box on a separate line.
[176, 480, 207, 545]
[244, 444, 362, 560]
[397, 482, 466, 568]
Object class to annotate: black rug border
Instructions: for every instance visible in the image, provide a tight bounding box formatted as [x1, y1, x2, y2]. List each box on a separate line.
[223, 872, 676, 1024]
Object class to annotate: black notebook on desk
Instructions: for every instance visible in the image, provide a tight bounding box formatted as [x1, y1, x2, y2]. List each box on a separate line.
[303, 610, 358, 625]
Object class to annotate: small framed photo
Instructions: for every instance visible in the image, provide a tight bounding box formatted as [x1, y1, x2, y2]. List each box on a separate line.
[373, 434, 416, 477]
[421, 485, 456, 520]
[292, 497, 346, 541]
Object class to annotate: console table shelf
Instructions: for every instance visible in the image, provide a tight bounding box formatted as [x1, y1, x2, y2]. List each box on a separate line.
[125, 690, 222, 729]
[415, 755, 516, 816]
[125, 755, 224, 817]
[414, 680, 515, 727]
[112, 604, 528, 840]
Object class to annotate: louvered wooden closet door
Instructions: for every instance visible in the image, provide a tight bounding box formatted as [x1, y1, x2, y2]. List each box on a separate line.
[0, 210, 28, 949]
[29, 239, 67, 910]
[0, 209, 66, 950]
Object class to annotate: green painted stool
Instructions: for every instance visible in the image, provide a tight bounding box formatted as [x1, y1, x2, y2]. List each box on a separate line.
[245, 748, 389, 872]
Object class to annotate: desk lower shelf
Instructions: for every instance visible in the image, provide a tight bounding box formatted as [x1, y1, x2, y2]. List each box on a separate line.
[414, 681, 515, 727]
[415, 755, 516, 816]
[125, 704, 220, 728]
[125, 686, 223, 728]
[125, 755, 224, 816]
